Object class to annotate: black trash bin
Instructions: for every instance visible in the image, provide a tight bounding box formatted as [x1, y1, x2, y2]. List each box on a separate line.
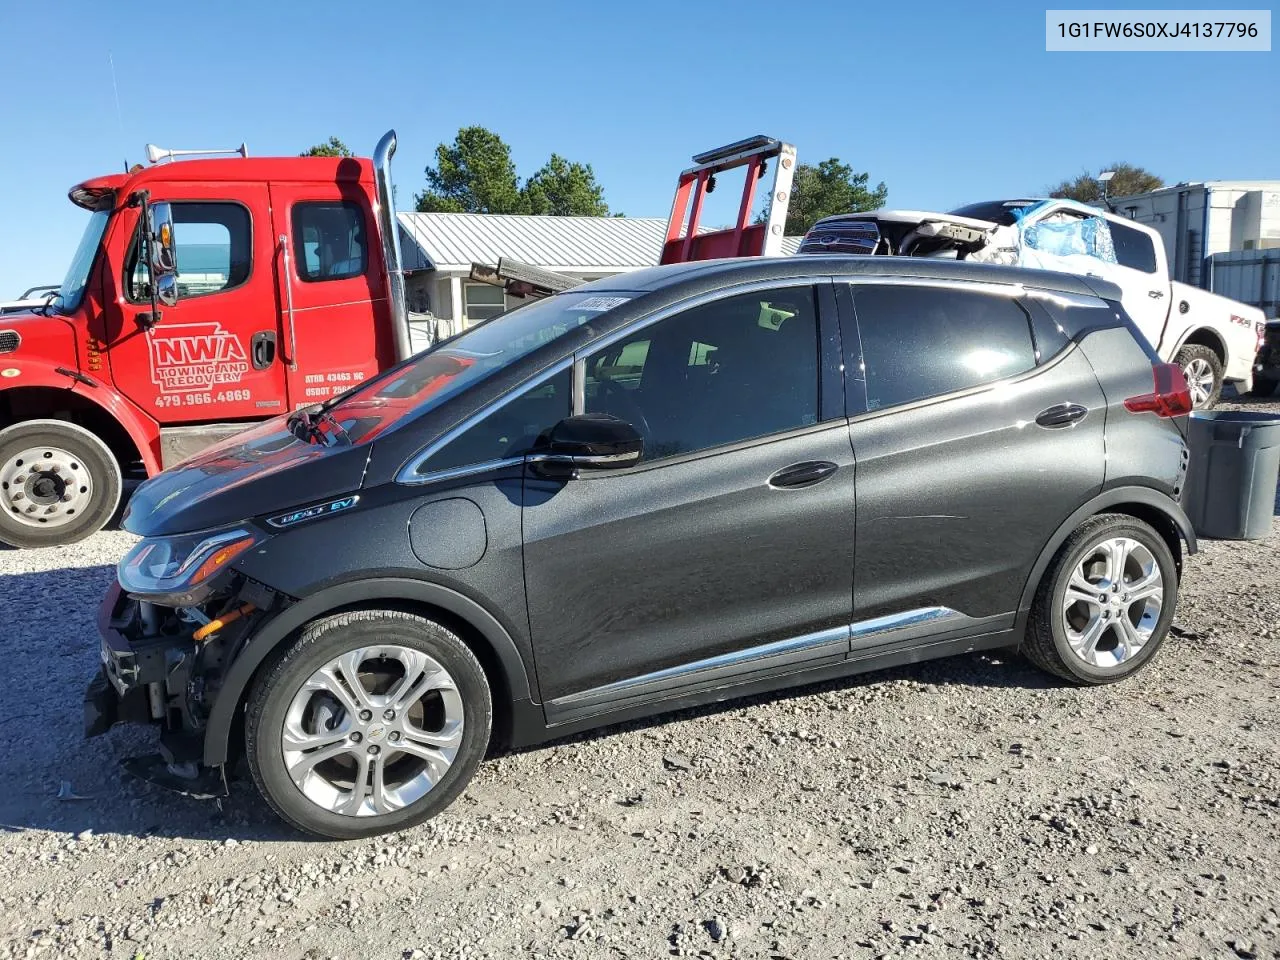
[1182, 410, 1280, 540]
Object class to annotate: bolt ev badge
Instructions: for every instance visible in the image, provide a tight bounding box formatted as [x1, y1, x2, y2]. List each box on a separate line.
[267, 496, 360, 529]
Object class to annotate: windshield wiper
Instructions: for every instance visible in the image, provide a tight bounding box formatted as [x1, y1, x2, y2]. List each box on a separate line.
[34, 292, 61, 317]
[287, 406, 351, 446]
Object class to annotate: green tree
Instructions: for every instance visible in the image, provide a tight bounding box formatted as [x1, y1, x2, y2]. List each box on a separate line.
[1047, 163, 1164, 202]
[300, 136, 353, 158]
[415, 126, 524, 214]
[780, 159, 887, 234]
[521, 154, 609, 216]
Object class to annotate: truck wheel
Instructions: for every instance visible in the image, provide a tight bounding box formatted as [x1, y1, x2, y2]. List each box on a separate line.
[0, 420, 123, 549]
[1251, 377, 1278, 398]
[245, 610, 492, 839]
[1173, 344, 1223, 409]
[1022, 514, 1178, 685]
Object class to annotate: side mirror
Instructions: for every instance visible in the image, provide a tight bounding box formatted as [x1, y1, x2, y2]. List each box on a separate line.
[146, 201, 179, 307]
[530, 413, 643, 476]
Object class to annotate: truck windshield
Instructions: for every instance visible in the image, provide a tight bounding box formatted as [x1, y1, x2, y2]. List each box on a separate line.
[53, 209, 110, 313]
[326, 290, 635, 443]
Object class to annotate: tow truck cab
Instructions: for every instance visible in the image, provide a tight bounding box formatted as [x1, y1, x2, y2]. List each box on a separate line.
[0, 134, 413, 548]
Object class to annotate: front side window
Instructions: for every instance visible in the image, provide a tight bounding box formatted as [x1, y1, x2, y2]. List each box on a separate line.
[292, 202, 367, 282]
[583, 287, 820, 462]
[853, 285, 1037, 410]
[413, 368, 571, 476]
[126, 202, 252, 301]
[464, 283, 506, 323]
[1108, 220, 1158, 274]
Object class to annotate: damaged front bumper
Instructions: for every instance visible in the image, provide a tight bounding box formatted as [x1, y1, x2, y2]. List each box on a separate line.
[84, 579, 275, 797]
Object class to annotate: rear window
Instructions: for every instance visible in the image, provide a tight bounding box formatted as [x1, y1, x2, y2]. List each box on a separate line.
[852, 284, 1038, 410]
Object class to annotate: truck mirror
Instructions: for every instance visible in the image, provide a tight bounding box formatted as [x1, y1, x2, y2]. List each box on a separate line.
[145, 202, 179, 306]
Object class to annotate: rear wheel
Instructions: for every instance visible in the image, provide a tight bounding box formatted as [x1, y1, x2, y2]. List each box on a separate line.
[0, 420, 122, 548]
[1023, 514, 1178, 685]
[1173, 344, 1223, 409]
[245, 610, 492, 839]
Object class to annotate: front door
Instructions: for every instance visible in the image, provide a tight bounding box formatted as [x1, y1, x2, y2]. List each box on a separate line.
[103, 185, 289, 423]
[268, 180, 395, 409]
[521, 283, 856, 721]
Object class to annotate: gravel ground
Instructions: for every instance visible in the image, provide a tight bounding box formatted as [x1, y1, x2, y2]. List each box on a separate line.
[1, 394, 1278, 960]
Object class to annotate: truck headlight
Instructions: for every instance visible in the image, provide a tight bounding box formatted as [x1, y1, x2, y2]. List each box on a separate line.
[118, 526, 265, 606]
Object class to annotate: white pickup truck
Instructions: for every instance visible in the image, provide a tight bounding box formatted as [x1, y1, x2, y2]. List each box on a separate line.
[799, 198, 1265, 408]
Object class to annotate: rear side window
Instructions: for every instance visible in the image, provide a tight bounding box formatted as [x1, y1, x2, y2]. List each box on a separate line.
[1108, 220, 1158, 274]
[292, 201, 368, 282]
[851, 285, 1037, 410]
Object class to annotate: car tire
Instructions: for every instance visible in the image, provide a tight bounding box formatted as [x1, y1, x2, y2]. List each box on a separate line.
[1023, 513, 1178, 685]
[0, 419, 122, 549]
[1173, 344, 1223, 409]
[1251, 376, 1278, 398]
[245, 609, 492, 840]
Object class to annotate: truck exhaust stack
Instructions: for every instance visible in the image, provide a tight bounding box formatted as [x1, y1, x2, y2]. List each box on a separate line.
[374, 129, 413, 361]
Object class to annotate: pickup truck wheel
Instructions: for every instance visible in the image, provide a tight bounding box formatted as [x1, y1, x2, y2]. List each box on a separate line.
[245, 610, 492, 839]
[0, 420, 122, 549]
[1173, 345, 1223, 409]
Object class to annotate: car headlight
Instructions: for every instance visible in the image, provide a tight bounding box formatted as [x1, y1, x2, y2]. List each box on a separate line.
[118, 525, 265, 606]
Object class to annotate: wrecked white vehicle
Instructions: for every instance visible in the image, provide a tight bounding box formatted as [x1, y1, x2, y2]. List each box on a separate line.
[799, 199, 1265, 408]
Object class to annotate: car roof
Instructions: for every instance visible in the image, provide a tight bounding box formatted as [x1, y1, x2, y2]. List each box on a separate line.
[574, 254, 1122, 303]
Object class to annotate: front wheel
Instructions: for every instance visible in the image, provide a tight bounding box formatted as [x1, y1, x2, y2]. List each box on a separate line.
[245, 610, 492, 839]
[1173, 344, 1223, 409]
[1023, 514, 1179, 685]
[0, 420, 122, 548]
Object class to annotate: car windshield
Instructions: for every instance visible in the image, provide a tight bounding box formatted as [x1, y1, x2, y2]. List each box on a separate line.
[947, 200, 1039, 227]
[53, 209, 111, 313]
[326, 290, 635, 443]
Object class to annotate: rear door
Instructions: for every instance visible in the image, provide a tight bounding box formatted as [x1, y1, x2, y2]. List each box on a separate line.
[107, 185, 289, 423]
[840, 280, 1107, 649]
[268, 180, 396, 409]
[1097, 217, 1171, 350]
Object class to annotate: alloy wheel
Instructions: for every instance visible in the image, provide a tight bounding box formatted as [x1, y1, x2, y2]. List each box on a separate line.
[282, 645, 464, 817]
[1182, 357, 1216, 408]
[1061, 536, 1165, 668]
[0, 445, 93, 529]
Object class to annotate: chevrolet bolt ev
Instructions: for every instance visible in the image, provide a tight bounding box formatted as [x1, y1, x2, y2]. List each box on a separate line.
[86, 257, 1196, 839]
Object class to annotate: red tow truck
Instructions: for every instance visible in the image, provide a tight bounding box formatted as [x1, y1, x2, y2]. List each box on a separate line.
[0, 132, 795, 547]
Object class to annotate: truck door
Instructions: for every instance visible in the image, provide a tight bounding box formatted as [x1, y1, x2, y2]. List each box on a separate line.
[268, 180, 395, 409]
[1099, 218, 1171, 351]
[106, 184, 289, 423]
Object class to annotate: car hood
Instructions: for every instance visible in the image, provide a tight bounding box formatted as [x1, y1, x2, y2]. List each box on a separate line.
[123, 416, 372, 537]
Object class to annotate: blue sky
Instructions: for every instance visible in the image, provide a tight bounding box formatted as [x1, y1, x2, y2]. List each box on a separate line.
[1, 0, 1275, 296]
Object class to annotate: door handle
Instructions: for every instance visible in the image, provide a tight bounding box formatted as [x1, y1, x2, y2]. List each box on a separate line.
[768, 461, 838, 489]
[1148, 290, 1165, 299]
[251, 330, 277, 370]
[1035, 402, 1089, 428]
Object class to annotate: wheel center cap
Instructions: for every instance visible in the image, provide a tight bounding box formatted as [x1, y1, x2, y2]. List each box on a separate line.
[366, 725, 386, 741]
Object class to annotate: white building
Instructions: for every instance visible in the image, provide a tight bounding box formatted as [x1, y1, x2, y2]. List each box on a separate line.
[1104, 181, 1280, 315]
[397, 211, 802, 334]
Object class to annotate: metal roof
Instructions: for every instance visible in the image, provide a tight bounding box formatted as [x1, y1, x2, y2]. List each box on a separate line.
[397, 212, 801, 273]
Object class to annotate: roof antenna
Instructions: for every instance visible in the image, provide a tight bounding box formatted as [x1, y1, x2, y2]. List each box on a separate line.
[108, 51, 128, 171]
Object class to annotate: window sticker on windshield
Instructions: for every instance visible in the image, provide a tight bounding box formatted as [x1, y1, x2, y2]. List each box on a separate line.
[575, 296, 632, 312]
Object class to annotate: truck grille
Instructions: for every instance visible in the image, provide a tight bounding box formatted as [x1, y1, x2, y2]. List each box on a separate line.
[0, 330, 19, 354]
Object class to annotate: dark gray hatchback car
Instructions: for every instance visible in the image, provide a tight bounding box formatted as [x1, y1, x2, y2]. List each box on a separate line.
[87, 255, 1197, 838]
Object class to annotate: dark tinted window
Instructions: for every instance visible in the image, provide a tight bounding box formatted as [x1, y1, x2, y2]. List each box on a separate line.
[853, 285, 1037, 410]
[415, 367, 571, 475]
[584, 288, 819, 462]
[947, 199, 1038, 226]
[126, 202, 251, 301]
[293, 202, 367, 282]
[1108, 220, 1158, 274]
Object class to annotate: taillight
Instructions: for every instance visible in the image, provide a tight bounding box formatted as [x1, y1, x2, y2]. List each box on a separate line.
[1257, 321, 1267, 353]
[1124, 363, 1193, 418]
